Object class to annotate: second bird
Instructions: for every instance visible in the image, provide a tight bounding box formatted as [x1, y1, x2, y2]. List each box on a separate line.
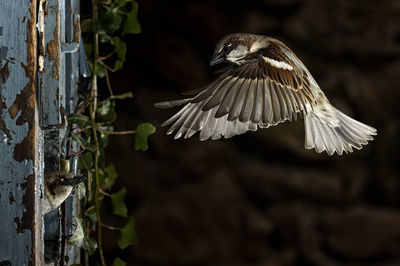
[155, 33, 377, 155]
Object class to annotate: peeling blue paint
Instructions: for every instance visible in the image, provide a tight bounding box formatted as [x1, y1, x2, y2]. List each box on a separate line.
[0, 0, 43, 264]
[0, 46, 8, 60]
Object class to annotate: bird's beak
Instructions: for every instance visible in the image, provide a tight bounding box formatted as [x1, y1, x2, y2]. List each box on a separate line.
[210, 53, 226, 66]
[69, 175, 86, 186]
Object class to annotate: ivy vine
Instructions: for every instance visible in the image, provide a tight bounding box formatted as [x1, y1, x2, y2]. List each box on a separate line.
[66, 0, 155, 265]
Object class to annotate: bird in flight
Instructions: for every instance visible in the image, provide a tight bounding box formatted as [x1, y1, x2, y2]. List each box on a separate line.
[155, 33, 377, 155]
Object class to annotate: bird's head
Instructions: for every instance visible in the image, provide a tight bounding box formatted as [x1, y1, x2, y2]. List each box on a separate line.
[210, 33, 264, 66]
[45, 171, 85, 192]
[59, 173, 85, 187]
[44, 171, 86, 213]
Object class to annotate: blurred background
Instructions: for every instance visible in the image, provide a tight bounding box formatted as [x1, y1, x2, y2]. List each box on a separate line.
[98, 0, 400, 265]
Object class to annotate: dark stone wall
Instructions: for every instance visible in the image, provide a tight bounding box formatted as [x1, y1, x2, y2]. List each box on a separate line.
[104, 0, 400, 265]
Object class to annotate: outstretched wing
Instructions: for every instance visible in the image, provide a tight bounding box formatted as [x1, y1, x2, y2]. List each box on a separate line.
[155, 42, 317, 140]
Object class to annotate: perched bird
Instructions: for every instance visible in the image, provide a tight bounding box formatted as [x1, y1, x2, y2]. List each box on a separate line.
[44, 171, 85, 213]
[155, 33, 377, 155]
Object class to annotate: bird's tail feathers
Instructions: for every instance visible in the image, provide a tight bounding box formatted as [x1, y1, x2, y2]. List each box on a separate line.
[304, 107, 376, 155]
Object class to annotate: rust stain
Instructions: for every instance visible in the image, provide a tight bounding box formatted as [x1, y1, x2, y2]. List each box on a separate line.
[38, 32, 45, 59]
[13, 125, 35, 162]
[25, 2, 42, 264]
[38, 0, 46, 73]
[14, 175, 35, 234]
[43, 0, 48, 17]
[18, 1, 37, 158]
[14, 217, 23, 233]
[9, 191, 15, 203]
[46, 40, 57, 61]
[73, 16, 80, 44]
[8, 63, 36, 125]
[11, 64, 36, 157]
[0, 62, 9, 83]
[46, 13, 59, 80]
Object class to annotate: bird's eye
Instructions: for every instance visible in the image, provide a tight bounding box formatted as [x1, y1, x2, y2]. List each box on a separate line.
[223, 44, 234, 53]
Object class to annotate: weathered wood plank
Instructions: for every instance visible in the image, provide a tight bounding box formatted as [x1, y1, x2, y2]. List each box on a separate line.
[38, 0, 82, 263]
[63, 0, 82, 263]
[38, 0, 66, 263]
[0, 0, 44, 265]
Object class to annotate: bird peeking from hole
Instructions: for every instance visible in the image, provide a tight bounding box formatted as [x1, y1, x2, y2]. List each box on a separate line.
[155, 33, 377, 155]
[44, 171, 85, 213]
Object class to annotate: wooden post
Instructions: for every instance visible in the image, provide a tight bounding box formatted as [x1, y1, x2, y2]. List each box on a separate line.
[0, 0, 44, 265]
[0, 0, 82, 264]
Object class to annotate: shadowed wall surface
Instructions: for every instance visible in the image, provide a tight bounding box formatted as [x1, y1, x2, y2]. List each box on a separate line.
[101, 0, 400, 265]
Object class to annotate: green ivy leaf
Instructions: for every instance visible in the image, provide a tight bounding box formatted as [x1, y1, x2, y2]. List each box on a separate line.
[99, 124, 114, 132]
[77, 182, 86, 200]
[113, 257, 126, 266]
[123, 1, 141, 34]
[84, 43, 93, 57]
[67, 113, 89, 122]
[117, 216, 138, 249]
[104, 163, 118, 189]
[114, 60, 123, 71]
[70, 132, 86, 149]
[68, 114, 90, 128]
[97, 99, 117, 123]
[85, 144, 97, 153]
[111, 37, 126, 61]
[68, 218, 84, 245]
[98, 168, 106, 188]
[86, 206, 98, 227]
[78, 152, 93, 171]
[110, 188, 128, 217]
[83, 237, 97, 256]
[94, 8, 123, 42]
[68, 218, 97, 255]
[95, 61, 106, 78]
[80, 18, 92, 33]
[135, 123, 156, 151]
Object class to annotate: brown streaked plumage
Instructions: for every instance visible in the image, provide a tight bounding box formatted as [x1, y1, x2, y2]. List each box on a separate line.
[155, 33, 377, 155]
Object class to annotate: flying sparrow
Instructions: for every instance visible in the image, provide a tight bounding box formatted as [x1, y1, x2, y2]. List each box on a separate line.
[155, 33, 377, 155]
[44, 171, 85, 213]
